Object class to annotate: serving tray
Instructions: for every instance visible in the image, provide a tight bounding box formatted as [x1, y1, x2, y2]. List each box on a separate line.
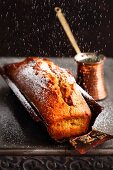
[0, 57, 113, 156]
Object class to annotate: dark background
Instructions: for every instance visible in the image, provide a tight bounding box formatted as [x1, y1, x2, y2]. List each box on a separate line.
[0, 0, 113, 58]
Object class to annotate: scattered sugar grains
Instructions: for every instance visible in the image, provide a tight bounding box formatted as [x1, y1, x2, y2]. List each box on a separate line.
[0, 107, 25, 146]
[0, 0, 112, 57]
[93, 99, 113, 136]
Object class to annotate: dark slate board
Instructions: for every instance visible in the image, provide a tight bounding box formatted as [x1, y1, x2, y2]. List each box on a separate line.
[0, 57, 113, 156]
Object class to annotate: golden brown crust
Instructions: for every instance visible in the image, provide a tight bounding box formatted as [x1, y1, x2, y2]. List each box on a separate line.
[4, 57, 92, 140]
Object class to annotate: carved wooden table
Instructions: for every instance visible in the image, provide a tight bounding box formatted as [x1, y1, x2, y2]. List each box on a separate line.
[0, 57, 113, 170]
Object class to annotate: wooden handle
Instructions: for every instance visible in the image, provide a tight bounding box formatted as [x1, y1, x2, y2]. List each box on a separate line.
[55, 7, 81, 54]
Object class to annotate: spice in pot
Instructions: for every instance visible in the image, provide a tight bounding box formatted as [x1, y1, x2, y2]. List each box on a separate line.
[81, 54, 104, 63]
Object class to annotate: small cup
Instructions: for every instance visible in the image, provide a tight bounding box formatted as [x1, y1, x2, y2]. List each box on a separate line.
[74, 53, 107, 101]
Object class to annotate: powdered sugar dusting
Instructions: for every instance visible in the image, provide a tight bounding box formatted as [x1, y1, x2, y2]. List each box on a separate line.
[50, 64, 76, 85]
[66, 75, 75, 84]
[14, 58, 77, 111]
[15, 60, 50, 105]
[40, 62, 51, 72]
[18, 65, 48, 89]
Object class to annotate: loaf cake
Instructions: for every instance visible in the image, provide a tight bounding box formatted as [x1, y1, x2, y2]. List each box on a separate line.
[4, 57, 92, 141]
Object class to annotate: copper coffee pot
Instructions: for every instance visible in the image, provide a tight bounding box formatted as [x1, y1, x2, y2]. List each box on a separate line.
[75, 53, 107, 100]
[55, 7, 107, 100]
